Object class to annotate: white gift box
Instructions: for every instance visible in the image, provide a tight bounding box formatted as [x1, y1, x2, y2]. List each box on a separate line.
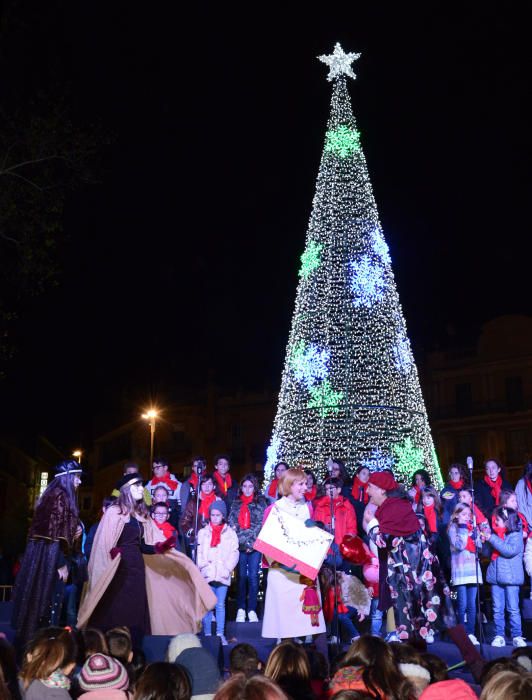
[254, 505, 334, 579]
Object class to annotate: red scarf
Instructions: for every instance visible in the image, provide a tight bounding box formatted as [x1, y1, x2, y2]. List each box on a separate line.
[268, 478, 279, 498]
[451, 479, 464, 491]
[351, 477, 369, 504]
[423, 503, 438, 533]
[491, 523, 506, 560]
[323, 585, 348, 622]
[214, 471, 232, 495]
[375, 497, 421, 536]
[210, 523, 224, 548]
[189, 472, 199, 490]
[198, 491, 217, 520]
[465, 523, 477, 553]
[471, 504, 487, 525]
[151, 473, 178, 490]
[484, 474, 503, 505]
[518, 512, 529, 536]
[154, 520, 176, 540]
[238, 494, 254, 529]
[305, 485, 317, 501]
[413, 485, 421, 504]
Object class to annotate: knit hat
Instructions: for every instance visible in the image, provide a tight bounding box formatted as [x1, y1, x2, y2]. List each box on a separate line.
[79, 654, 129, 691]
[116, 473, 144, 491]
[169, 641, 220, 700]
[209, 499, 226, 518]
[368, 471, 398, 492]
[419, 679, 478, 700]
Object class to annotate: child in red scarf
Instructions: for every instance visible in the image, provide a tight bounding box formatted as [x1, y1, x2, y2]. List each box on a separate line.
[228, 474, 267, 623]
[151, 502, 178, 542]
[197, 500, 239, 645]
[351, 466, 370, 504]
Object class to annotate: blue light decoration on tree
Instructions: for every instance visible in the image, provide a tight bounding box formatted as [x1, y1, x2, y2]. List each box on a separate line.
[264, 43, 442, 486]
[349, 254, 387, 308]
[290, 341, 330, 389]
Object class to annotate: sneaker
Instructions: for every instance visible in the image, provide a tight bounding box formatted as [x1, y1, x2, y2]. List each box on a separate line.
[468, 634, 480, 646]
[425, 631, 435, 644]
[513, 636, 527, 648]
[328, 635, 339, 644]
[304, 635, 313, 644]
[384, 631, 401, 643]
[293, 637, 303, 644]
[491, 635, 506, 647]
[350, 636, 360, 644]
[248, 610, 259, 622]
[235, 608, 246, 623]
[217, 633, 228, 646]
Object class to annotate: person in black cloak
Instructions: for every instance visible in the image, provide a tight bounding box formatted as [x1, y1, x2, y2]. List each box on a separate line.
[11, 460, 82, 648]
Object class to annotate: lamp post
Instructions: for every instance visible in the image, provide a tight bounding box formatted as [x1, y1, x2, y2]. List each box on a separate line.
[142, 409, 159, 471]
[72, 450, 82, 464]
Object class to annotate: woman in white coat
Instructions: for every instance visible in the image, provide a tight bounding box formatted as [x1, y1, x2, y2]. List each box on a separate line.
[261, 468, 326, 641]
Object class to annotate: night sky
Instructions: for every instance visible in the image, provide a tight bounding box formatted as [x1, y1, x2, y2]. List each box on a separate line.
[1, 3, 531, 452]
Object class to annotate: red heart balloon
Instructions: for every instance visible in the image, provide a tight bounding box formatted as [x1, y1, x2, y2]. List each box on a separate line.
[339, 535, 371, 565]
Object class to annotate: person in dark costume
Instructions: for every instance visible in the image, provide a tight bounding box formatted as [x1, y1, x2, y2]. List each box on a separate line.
[11, 460, 82, 649]
[366, 470, 485, 681]
[77, 472, 216, 648]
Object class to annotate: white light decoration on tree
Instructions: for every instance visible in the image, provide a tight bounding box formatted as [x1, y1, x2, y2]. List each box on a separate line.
[349, 254, 387, 307]
[290, 341, 330, 389]
[265, 45, 442, 487]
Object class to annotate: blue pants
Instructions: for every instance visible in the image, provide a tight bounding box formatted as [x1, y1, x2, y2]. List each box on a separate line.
[333, 606, 360, 640]
[491, 584, 522, 638]
[237, 550, 261, 612]
[456, 584, 477, 635]
[203, 584, 228, 636]
[370, 597, 385, 636]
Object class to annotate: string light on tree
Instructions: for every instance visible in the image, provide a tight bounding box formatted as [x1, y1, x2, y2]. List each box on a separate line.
[265, 44, 442, 486]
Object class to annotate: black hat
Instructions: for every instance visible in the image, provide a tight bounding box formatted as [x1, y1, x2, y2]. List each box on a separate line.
[54, 459, 83, 478]
[116, 473, 144, 491]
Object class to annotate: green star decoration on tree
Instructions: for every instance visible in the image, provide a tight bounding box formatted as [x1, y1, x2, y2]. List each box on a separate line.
[299, 240, 323, 278]
[325, 124, 360, 158]
[307, 380, 344, 417]
[392, 437, 425, 483]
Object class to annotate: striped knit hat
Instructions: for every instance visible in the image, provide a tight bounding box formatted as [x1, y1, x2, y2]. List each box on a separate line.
[79, 653, 129, 691]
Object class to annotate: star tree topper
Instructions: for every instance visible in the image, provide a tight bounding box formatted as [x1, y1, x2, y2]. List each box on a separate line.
[318, 42, 361, 81]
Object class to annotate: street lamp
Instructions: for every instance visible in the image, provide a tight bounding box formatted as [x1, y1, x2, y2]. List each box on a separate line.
[72, 450, 82, 464]
[141, 408, 159, 471]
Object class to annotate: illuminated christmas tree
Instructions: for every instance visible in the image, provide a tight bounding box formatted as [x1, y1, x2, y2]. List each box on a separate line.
[265, 44, 442, 487]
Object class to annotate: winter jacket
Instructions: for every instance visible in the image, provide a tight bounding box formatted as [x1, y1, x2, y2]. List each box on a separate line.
[228, 496, 267, 551]
[447, 523, 482, 586]
[197, 523, 239, 586]
[486, 530, 524, 585]
[313, 496, 357, 545]
[473, 476, 512, 518]
[22, 680, 71, 699]
[516, 477, 532, 530]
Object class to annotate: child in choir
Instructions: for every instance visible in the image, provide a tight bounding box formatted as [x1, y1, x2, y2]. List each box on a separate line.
[447, 503, 483, 645]
[197, 500, 239, 645]
[480, 506, 526, 648]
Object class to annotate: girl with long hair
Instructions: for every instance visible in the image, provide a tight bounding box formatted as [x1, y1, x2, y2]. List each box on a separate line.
[11, 460, 82, 648]
[480, 506, 526, 648]
[264, 641, 315, 700]
[327, 635, 413, 700]
[19, 627, 77, 699]
[264, 462, 289, 504]
[515, 461, 532, 532]
[77, 473, 216, 647]
[440, 463, 469, 525]
[447, 503, 483, 645]
[228, 474, 267, 623]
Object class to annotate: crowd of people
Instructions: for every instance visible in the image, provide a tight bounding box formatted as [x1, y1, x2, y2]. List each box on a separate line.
[3, 453, 532, 699]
